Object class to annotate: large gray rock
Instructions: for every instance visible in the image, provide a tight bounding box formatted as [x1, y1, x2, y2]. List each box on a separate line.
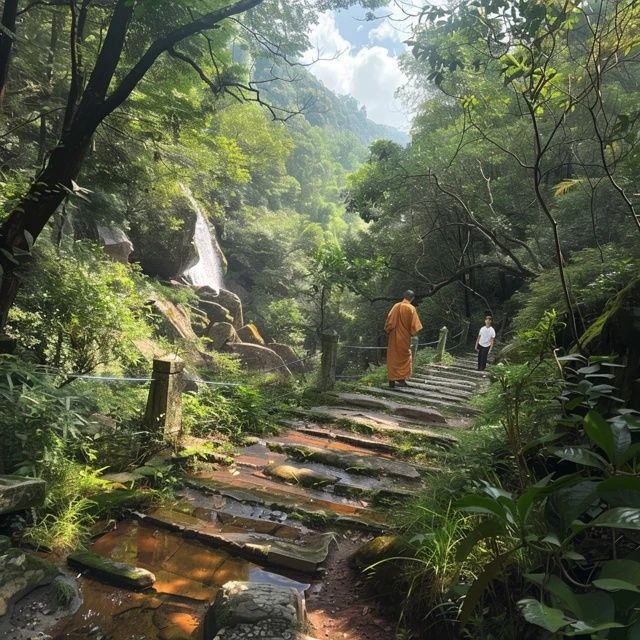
[268, 344, 306, 374]
[0, 549, 58, 617]
[205, 581, 304, 640]
[237, 324, 265, 346]
[200, 301, 234, 325]
[96, 226, 134, 263]
[130, 193, 199, 278]
[197, 287, 244, 329]
[228, 343, 291, 377]
[207, 322, 240, 351]
[0, 476, 45, 515]
[148, 295, 197, 341]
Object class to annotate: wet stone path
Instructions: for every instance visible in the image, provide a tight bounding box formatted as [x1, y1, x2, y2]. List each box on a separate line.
[4, 355, 488, 640]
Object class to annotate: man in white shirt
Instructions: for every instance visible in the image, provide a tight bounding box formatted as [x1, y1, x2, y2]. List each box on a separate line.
[475, 315, 496, 371]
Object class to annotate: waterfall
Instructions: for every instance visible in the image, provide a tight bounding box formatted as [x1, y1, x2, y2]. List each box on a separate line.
[182, 187, 225, 291]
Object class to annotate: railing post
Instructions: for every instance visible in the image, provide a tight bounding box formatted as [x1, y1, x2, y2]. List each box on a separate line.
[460, 319, 471, 347]
[435, 326, 448, 363]
[319, 330, 338, 392]
[411, 336, 419, 362]
[145, 355, 184, 442]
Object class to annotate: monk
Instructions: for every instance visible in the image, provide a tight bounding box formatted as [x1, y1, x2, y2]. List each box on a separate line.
[385, 290, 423, 388]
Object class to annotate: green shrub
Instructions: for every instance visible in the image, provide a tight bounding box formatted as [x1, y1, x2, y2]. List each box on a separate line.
[8, 241, 152, 376]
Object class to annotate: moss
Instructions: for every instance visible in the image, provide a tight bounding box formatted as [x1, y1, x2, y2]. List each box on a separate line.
[52, 575, 76, 608]
[89, 488, 159, 518]
[67, 551, 155, 590]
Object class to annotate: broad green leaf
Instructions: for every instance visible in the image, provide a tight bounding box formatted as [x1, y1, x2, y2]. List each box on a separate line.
[593, 578, 640, 593]
[455, 519, 505, 562]
[584, 410, 616, 462]
[525, 573, 580, 613]
[545, 480, 598, 534]
[597, 477, 640, 509]
[455, 495, 507, 521]
[518, 598, 569, 632]
[551, 446, 608, 470]
[583, 508, 640, 531]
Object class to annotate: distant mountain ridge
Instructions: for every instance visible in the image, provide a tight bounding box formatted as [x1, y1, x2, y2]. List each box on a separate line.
[254, 59, 410, 147]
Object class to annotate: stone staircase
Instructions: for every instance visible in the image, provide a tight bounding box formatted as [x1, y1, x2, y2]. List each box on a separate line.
[49, 354, 487, 640]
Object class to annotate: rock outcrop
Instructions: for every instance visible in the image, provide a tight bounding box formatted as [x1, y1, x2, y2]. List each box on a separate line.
[207, 322, 241, 351]
[148, 296, 197, 342]
[130, 193, 199, 279]
[0, 476, 46, 515]
[227, 343, 291, 377]
[268, 343, 305, 374]
[200, 301, 234, 325]
[237, 323, 265, 346]
[96, 226, 134, 263]
[196, 287, 244, 329]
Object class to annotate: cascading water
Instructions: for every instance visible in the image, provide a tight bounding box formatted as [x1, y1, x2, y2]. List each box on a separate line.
[182, 187, 225, 291]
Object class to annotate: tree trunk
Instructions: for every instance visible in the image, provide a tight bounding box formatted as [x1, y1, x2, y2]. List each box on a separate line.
[0, 124, 94, 328]
[0, 0, 19, 107]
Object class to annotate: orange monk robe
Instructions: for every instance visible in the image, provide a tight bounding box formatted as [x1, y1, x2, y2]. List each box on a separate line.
[385, 300, 423, 381]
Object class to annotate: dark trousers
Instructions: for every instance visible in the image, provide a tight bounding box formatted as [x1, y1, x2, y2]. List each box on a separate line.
[477, 345, 490, 371]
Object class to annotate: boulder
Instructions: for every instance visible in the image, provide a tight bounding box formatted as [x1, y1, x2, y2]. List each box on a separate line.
[227, 343, 291, 377]
[148, 295, 197, 341]
[207, 322, 241, 351]
[268, 344, 306, 374]
[197, 287, 244, 329]
[130, 193, 199, 279]
[237, 323, 265, 346]
[200, 301, 234, 325]
[0, 476, 46, 515]
[67, 551, 155, 590]
[204, 581, 304, 640]
[0, 548, 59, 617]
[96, 226, 134, 263]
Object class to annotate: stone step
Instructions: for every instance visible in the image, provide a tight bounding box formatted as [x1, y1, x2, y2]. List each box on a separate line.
[299, 407, 459, 447]
[134, 508, 333, 574]
[416, 366, 486, 383]
[185, 475, 386, 533]
[406, 379, 474, 398]
[410, 373, 478, 391]
[267, 441, 422, 481]
[362, 386, 479, 415]
[334, 392, 446, 424]
[395, 381, 473, 402]
[293, 425, 423, 456]
[260, 460, 425, 505]
[428, 364, 488, 379]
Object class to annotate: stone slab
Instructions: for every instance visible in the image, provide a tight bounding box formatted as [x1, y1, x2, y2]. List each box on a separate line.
[0, 476, 46, 515]
[268, 441, 421, 481]
[302, 407, 459, 445]
[136, 510, 333, 574]
[337, 392, 447, 424]
[67, 551, 155, 590]
[264, 464, 339, 488]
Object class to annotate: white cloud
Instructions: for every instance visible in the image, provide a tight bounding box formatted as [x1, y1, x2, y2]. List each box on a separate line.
[304, 12, 410, 130]
[368, 2, 420, 45]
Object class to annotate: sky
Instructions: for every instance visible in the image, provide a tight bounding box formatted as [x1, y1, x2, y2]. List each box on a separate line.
[303, 2, 422, 132]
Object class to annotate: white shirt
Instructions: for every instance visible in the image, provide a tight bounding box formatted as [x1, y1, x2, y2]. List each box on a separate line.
[478, 326, 496, 348]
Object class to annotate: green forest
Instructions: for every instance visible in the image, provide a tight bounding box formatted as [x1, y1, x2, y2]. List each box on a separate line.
[0, 1, 639, 639]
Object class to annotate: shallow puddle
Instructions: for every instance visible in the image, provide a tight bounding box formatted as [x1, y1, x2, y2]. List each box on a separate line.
[51, 519, 309, 639]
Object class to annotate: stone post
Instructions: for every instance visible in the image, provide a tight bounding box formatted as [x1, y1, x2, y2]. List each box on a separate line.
[435, 326, 448, 363]
[318, 330, 338, 392]
[460, 319, 471, 347]
[145, 355, 184, 441]
[411, 335, 419, 362]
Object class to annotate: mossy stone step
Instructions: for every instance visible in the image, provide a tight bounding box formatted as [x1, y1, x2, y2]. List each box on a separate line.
[267, 441, 421, 481]
[184, 478, 385, 534]
[67, 550, 155, 590]
[335, 392, 447, 424]
[361, 386, 478, 414]
[135, 509, 334, 574]
[410, 374, 477, 390]
[264, 464, 339, 488]
[300, 407, 459, 446]
[404, 380, 474, 399]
